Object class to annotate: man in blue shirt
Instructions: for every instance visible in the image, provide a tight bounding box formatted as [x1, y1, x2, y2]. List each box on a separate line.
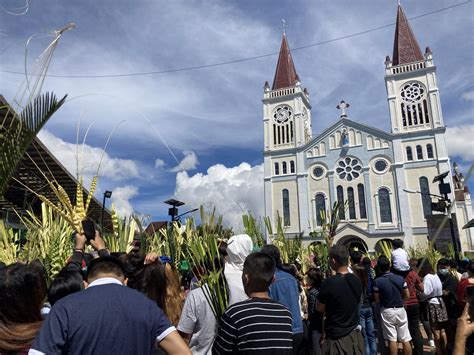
[373, 256, 411, 355]
[261, 244, 304, 354]
[30, 256, 190, 355]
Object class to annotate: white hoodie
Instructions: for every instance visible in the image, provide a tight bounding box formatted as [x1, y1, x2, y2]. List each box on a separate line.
[224, 234, 253, 305]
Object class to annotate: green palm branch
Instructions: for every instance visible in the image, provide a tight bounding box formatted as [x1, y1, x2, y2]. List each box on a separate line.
[0, 92, 67, 195]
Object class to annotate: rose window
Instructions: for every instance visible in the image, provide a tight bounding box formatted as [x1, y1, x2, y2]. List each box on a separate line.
[400, 82, 425, 104]
[336, 157, 362, 182]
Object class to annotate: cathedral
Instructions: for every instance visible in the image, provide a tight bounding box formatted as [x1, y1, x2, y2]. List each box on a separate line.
[263, 5, 473, 253]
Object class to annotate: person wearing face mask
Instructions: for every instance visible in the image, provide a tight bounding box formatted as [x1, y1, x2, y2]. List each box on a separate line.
[437, 259, 461, 350]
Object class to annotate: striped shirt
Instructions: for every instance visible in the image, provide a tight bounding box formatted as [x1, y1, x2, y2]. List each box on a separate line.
[212, 297, 293, 354]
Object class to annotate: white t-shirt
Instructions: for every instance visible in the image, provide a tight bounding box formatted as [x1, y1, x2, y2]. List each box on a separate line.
[420, 273, 443, 304]
[391, 248, 410, 271]
[177, 286, 217, 355]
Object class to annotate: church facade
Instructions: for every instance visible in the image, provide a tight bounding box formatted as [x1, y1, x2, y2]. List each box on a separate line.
[263, 5, 473, 252]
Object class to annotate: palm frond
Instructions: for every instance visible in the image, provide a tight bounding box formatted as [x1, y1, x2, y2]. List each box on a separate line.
[0, 92, 67, 195]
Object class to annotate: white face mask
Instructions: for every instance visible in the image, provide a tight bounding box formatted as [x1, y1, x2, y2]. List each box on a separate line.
[438, 268, 449, 275]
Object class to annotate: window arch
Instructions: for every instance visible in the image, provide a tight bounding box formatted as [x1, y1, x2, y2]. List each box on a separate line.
[274, 162, 280, 175]
[378, 188, 392, 223]
[290, 160, 295, 174]
[358, 184, 367, 219]
[336, 185, 345, 220]
[419, 177, 432, 217]
[400, 81, 430, 127]
[315, 193, 326, 226]
[347, 187, 356, 219]
[282, 189, 290, 226]
[282, 162, 287, 174]
[426, 144, 434, 159]
[416, 145, 423, 160]
[406, 146, 413, 161]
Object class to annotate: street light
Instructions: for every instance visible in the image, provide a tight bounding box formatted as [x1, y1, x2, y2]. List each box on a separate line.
[403, 173, 460, 261]
[101, 190, 112, 235]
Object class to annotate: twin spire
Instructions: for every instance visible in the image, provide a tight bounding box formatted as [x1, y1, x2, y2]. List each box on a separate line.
[391, 4, 424, 65]
[270, 4, 425, 90]
[272, 33, 299, 90]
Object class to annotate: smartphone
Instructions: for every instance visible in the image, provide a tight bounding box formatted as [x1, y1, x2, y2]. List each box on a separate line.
[81, 220, 96, 241]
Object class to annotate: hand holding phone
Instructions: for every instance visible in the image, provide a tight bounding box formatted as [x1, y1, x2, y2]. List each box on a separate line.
[81, 220, 96, 241]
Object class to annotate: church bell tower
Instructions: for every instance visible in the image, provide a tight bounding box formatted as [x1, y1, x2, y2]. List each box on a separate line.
[262, 33, 312, 153]
[384, 4, 444, 134]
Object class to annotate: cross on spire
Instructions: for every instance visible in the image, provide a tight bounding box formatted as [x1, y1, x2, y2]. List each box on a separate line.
[337, 100, 350, 118]
[282, 19, 287, 35]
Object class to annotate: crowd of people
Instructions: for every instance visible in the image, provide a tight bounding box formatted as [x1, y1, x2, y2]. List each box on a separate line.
[0, 231, 474, 354]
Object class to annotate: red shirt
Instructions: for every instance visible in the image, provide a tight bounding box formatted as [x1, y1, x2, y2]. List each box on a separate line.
[404, 270, 422, 306]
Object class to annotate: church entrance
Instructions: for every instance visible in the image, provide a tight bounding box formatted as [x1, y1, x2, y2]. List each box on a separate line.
[336, 235, 368, 254]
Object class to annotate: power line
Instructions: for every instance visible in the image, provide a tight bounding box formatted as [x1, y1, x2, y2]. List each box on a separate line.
[0, 0, 471, 79]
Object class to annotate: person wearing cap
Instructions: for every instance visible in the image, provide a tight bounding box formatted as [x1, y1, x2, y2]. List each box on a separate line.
[30, 257, 191, 355]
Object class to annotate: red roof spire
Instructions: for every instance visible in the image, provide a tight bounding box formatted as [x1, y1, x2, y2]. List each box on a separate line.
[272, 34, 299, 90]
[392, 4, 424, 66]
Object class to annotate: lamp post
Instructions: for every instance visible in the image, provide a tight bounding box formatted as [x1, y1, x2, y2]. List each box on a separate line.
[101, 190, 112, 235]
[403, 171, 460, 261]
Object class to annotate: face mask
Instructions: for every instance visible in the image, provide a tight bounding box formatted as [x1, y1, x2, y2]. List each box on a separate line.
[438, 268, 449, 275]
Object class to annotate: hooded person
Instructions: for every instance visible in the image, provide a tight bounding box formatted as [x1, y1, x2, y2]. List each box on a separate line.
[224, 234, 254, 305]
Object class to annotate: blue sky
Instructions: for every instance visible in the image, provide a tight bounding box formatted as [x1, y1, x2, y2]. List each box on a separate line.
[1, 0, 473, 228]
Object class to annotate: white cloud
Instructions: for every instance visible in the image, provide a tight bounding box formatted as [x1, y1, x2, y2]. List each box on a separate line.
[155, 159, 165, 168]
[170, 151, 199, 172]
[461, 91, 474, 102]
[446, 125, 474, 161]
[37, 129, 140, 181]
[174, 162, 264, 229]
[110, 185, 139, 217]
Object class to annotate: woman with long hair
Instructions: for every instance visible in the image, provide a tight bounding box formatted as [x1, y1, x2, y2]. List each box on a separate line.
[353, 264, 377, 355]
[121, 253, 184, 326]
[418, 258, 449, 355]
[0, 262, 47, 352]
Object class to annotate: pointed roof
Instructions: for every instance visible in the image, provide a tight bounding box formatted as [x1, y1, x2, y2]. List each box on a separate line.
[392, 5, 424, 66]
[272, 34, 299, 90]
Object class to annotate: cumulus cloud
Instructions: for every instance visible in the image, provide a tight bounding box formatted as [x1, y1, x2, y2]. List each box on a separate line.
[110, 185, 139, 216]
[461, 91, 474, 102]
[37, 130, 140, 181]
[174, 162, 264, 229]
[170, 151, 199, 172]
[446, 125, 474, 161]
[155, 159, 165, 168]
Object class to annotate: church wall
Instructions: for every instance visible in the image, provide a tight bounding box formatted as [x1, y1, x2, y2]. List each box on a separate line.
[271, 179, 300, 234]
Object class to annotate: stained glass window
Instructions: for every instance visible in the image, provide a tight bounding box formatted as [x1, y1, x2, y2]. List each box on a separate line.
[282, 189, 290, 226]
[337, 185, 345, 220]
[347, 187, 356, 219]
[358, 184, 367, 219]
[378, 188, 392, 223]
[315, 193, 326, 226]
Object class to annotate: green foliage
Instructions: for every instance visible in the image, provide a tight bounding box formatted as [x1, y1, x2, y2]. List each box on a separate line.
[408, 242, 442, 269]
[21, 203, 74, 281]
[104, 204, 136, 253]
[0, 93, 67, 195]
[242, 212, 266, 247]
[0, 221, 22, 265]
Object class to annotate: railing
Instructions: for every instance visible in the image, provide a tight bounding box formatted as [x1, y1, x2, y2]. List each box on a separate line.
[391, 61, 425, 74]
[270, 87, 296, 98]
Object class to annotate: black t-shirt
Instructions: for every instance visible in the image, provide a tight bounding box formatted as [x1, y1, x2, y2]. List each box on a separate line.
[317, 273, 362, 339]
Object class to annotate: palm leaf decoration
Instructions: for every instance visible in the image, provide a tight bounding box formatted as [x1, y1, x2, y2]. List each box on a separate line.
[0, 92, 67, 195]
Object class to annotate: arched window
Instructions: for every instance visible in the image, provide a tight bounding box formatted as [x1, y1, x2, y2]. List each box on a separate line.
[347, 187, 356, 219]
[315, 193, 326, 226]
[419, 177, 432, 217]
[358, 184, 367, 219]
[406, 147, 413, 161]
[282, 162, 287, 174]
[426, 144, 434, 159]
[336, 185, 345, 220]
[274, 162, 280, 175]
[416, 145, 423, 160]
[282, 189, 290, 226]
[378, 188, 392, 223]
[290, 161, 295, 174]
